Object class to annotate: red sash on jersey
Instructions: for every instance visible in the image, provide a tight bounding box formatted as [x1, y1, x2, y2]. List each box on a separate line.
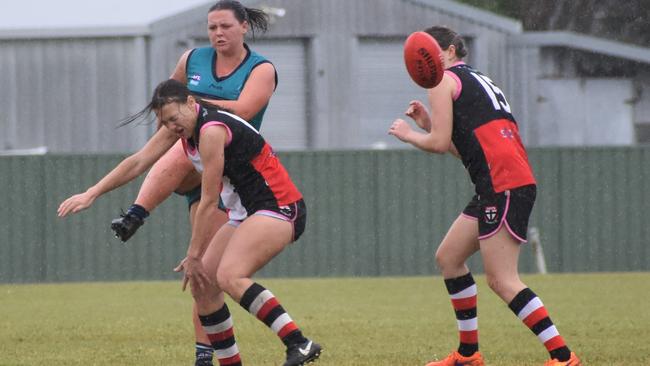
[473, 119, 536, 192]
[250, 144, 302, 205]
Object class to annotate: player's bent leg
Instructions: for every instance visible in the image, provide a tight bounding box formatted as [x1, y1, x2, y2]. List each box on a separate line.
[136, 140, 195, 211]
[193, 223, 242, 366]
[479, 227, 526, 302]
[189, 202, 232, 366]
[432, 215, 482, 361]
[217, 215, 321, 366]
[481, 227, 577, 363]
[435, 214, 480, 278]
[189, 205, 229, 312]
[215, 215, 293, 301]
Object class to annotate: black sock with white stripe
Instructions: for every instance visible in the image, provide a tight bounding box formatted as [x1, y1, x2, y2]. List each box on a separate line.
[444, 272, 479, 357]
[508, 288, 571, 362]
[239, 282, 307, 347]
[198, 304, 242, 366]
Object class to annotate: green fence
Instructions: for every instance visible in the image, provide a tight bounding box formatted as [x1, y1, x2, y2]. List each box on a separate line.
[1, 147, 648, 283]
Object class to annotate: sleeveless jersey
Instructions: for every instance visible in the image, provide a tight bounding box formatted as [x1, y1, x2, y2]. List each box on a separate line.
[446, 63, 536, 195]
[181, 105, 302, 220]
[185, 44, 276, 130]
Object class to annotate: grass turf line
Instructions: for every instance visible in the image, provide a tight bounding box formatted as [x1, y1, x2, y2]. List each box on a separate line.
[1, 273, 649, 365]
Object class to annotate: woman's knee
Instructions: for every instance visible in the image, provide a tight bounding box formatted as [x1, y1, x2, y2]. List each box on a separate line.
[190, 280, 220, 307]
[215, 265, 239, 295]
[435, 244, 463, 272]
[484, 271, 523, 300]
[434, 247, 447, 269]
[484, 272, 501, 293]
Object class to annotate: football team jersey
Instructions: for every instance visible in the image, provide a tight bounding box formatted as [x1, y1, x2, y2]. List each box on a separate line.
[185, 44, 276, 130]
[446, 63, 536, 195]
[181, 105, 302, 220]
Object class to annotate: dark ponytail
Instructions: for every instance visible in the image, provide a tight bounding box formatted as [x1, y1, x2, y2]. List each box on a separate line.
[209, 0, 269, 39]
[119, 79, 215, 127]
[424, 26, 468, 59]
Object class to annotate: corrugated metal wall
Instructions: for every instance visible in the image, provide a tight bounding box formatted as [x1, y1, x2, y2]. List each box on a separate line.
[527, 148, 650, 272]
[0, 36, 151, 153]
[1, 147, 648, 283]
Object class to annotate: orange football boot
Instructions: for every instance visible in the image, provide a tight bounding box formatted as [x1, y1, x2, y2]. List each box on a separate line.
[425, 351, 485, 366]
[544, 352, 582, 366]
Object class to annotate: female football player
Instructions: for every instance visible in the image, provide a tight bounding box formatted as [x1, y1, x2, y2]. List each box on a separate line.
[389, 26, 581, 366]
[58, 79, 321, 366]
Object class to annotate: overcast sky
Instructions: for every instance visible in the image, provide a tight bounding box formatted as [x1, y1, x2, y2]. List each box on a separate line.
[0, 0, 212, 29]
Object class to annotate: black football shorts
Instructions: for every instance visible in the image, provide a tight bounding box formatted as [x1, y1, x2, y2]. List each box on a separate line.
[462, 185, 536, 243]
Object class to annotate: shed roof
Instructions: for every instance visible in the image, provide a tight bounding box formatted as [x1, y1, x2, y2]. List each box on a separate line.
[408, 0, 522, 34]
[512, 31, 650, 64]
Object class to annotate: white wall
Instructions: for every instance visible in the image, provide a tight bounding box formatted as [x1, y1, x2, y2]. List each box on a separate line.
[537, 78, 635, 145]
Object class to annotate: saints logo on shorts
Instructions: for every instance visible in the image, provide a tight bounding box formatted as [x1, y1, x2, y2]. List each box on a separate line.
[279, 205, 295, 218]
[484, 206, 498, 224]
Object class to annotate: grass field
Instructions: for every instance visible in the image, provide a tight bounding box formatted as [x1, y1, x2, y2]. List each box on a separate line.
[1, 273, 649, 365]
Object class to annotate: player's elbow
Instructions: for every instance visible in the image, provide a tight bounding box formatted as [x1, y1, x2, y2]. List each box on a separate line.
[123, 154, 149, 176]
[234, 106, 258, 121]
[424, 139, 450, 154]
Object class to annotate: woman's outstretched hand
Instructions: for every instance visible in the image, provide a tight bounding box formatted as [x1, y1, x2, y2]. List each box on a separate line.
[57, 191, 97, 217]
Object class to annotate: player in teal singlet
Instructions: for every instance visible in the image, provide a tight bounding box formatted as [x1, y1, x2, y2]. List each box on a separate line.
[185, 44, 274, 131]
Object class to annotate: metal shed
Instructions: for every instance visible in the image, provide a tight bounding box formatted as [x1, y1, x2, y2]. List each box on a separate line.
[0, 0, 523, 153]
[148, 0, 522, 150]
[3, 0, 650, 153]
[0, 0, 209, 154]
[509, 31, 650, 146]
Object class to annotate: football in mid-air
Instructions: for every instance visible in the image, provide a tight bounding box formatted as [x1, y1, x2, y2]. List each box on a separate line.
[403, 31, 444, 89]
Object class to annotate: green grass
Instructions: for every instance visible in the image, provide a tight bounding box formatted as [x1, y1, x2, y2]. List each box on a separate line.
[1, 273, 649, 365]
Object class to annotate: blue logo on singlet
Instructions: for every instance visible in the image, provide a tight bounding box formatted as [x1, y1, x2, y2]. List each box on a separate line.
[189, 74, 201, 86]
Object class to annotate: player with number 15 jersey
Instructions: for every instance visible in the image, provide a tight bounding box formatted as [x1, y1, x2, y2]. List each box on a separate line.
[445, 63, 535, 196]
[389, 26, 580, 366]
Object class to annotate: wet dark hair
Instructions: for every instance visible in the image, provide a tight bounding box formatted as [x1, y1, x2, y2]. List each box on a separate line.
[209, 0, 269, 39]
[424, 26, 468, 59]
[119, 79, 217, 127]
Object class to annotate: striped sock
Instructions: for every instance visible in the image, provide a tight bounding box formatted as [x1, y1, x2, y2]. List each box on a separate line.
[444, 272, 479, 357]
[198, 304, 242, 366]
[239, 282, 307, 347]
[195, 342, 214, 364]
[508, 288, 571, 361]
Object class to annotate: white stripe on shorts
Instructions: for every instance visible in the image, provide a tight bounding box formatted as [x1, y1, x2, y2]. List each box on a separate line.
[254, 210, 291, 222]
